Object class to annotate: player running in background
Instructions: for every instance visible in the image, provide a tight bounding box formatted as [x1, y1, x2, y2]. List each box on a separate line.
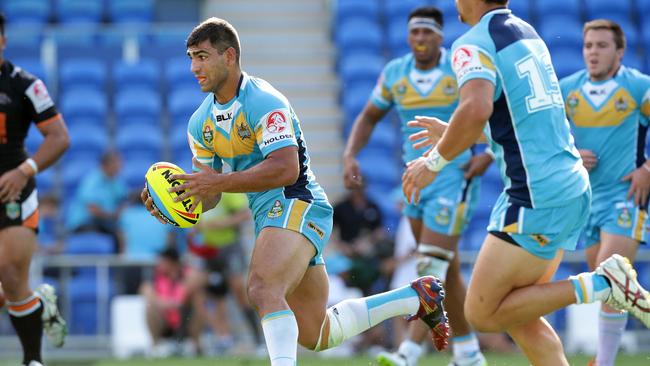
[343, 6, 490, 366]
[402, 1, 650, 365]
[560, 19, 650, 366]
[141, 17, 449, 366]
[0, 13, 69, 366]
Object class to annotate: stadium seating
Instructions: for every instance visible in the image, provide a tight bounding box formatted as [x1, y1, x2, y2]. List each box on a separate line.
[108, 0, 155, 25]
[120, 156, 157, 191]
[114, 86, 162, 122]
[64, 232, 114, 255]
[4, 25, 43, 60]
[339, 52, 384, 87]
[11, 58, 47, 83]
[538, 16, 584, 49]
[335, 0, 381, 26]
[2, 0, 51, 25]
[167, 86, 206, 126]
[60, 88, 108, 122]
[336, 18, 384, 55]
[59, 59, 108, 91]
[115, 124, 164, 164]
[55, 0, 103, 25]
[112, 59, 161, 91]
[164, 57, 196, 91]
[584, 0, 632, 20]
[535, 0, 581, 19]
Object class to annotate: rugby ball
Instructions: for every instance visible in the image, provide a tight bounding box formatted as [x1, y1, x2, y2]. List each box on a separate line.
[145, 162, 202, 228]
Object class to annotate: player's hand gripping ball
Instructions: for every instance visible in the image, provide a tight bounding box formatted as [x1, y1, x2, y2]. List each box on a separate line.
[145, 162, 202, 228]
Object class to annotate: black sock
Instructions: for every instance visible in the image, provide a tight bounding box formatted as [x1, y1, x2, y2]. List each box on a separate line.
[9, 299, 44, 365]
[243, 308, 263, 345]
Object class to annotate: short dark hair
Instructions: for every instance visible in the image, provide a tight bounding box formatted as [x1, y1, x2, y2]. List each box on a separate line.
[584, 19, 626, 50]
[186, 17, 241, 63]
[0, 13, 5, 36]
[485, 0, 509, 4]
[408, 6, 444, 27]
[159, 248, 180, 262]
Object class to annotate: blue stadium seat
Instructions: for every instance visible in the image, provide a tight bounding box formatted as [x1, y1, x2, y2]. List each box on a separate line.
[115, 124, 164, 163]
[164, 57, 196, 90]
[113, 59, 161, 90]
[68, 276, 115, 335]
[5, 26, 42, 60]
[64, 116, 107, 130]
[114, 87, 162, 122]
[36, 167, 57, 196]
[120, 156, 156, 190]
[56, 0, 103, 25]
[538, 16, 583, 49]
[549, 47, 584, 79]
[59, 59, 107, 91]
[623, 53, 644, 71]
[359, 153, 400, 187]
[142, 27, 193, 61]
[168, 86, 206, 126]
[24, 126, 44, 154]
[584, 0, 632, 20]
[534, 0, 581, 18]
[172, 149, 194, 174]
[3, 0, 51, 25]
[508, 1, 531, 21]
[170, 124, 189, 157]
[108, 0, 155, 24]
[337, 18, 383, 54]
[442, 20, 470, 49]
[385, 0, 428, 22]
[335, 0, 380, 25]
[65, 124, 110, 163]
[61, 157, 100, 199]
[60, 88, 108, 122]
[339, 52, 384, 87]
[65, 232, 114, 255]
[342, 82, 376, 133]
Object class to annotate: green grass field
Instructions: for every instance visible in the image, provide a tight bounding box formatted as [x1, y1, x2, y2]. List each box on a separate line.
[2, 354, 648, 366]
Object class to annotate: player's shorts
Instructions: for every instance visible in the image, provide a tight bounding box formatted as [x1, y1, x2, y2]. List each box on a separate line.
[0, 178, 39, 232]
[583, 190, 648, 247]
[403, 177, 480, 236]
[253, 198, 333, 266]
[487, 188, 591, 260]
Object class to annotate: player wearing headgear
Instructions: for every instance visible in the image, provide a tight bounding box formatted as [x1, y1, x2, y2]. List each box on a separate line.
[141, 17, 451, 366]
[560, 19, 650, 366]
[0, 12, 69, 366]
[343, 6, 490, 366]
[402, 1, 650, 365]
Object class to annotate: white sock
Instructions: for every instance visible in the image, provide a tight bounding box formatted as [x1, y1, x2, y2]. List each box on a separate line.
[316, 284, 419, 350]
[596, 311, 628, 366]
[452, 333, 484, 364]
[569, 272, 611, 304]
[397, 339, 424, 364]
[261, 310, 298, 366]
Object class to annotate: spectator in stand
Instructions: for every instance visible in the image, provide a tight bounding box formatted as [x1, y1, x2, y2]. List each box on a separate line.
[140, 248, 199, 357]
[66, 150, 128, 253]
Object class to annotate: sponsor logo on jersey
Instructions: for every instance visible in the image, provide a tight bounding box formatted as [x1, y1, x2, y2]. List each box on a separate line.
[215, 112, 232, 123]
[615, 97, 629, 112]
[618, 208, 632, 228]
[25, 80, 54, 113]
[434, 206, 450, 226]
[263, 134, 293, 147]
[266, 111, 287, 133]
[531, 234, 550, 247]
[267, 200, 284, 218]
[443, 81, 456, 96]
[203, 124, 214, 144]
[236, 122, 251, 140]
[307, 221, 325, 239]
[5, 201, 20, 220]
[452, 46, 484, 80]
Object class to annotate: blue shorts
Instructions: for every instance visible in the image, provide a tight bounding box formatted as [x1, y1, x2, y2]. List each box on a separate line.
[487, 189, 591, 260]
[583, 190, 648, 247]
[403, 177, 480, 236]
[253, 198, 332, 266]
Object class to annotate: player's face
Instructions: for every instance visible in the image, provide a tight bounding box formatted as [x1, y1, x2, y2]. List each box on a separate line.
[188, 39, 229, 93]
[583, 29, 623, 80]
[408, 27, 442, 64]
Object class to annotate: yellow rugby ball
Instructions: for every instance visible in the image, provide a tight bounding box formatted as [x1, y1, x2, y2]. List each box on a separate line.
[144, 162, 202, 228]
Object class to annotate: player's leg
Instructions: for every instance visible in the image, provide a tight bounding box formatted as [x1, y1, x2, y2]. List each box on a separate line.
[591, 232, 640, 366]
[0, 226, 44, 365]
[226, 243, 263, 347]
[465, 233, 572, 365]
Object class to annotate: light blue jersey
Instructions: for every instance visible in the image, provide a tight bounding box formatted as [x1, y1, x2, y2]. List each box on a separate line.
[451, 8, 589, 210]
[451, 8, 591, 259]
[187, 73, 332, 264]
[370, 51, 479, 235]
[561, 66, 650, 245]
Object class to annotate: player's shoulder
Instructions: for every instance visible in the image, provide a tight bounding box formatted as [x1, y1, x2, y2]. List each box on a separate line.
[240, 73, 291, 122]
[381, 53, 412, 82]
[3, 60, 43, 91]
[618, 65, 650, 84]
[187, 94, 214, 134]
[451, 21, 493, 54]
[560, 69, 588, 89]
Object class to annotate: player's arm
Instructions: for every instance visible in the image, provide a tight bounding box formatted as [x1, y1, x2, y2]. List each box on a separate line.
[32, 117, 70, 173]
[402, 79, 493, 203]
[406, 115, 488, 153]
[343, 102, 389, 188]
[622, 80, 650, 206]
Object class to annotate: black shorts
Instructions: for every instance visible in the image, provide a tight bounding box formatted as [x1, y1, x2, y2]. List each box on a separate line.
[0, 178, 38, 232]
[203, 243, 247, 297]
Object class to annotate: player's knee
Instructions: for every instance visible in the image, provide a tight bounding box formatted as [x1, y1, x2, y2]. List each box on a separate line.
[246, 272, 283, 311]
[0, 261, 27, 294]
[416, 243, 455, 282]
[464, 301, 500, 332]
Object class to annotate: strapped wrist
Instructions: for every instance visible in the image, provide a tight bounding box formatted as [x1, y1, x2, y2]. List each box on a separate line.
[424, 147, 449, 172]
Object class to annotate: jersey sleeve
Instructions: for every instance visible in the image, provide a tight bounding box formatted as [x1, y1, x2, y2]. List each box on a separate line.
[187, 108, 223, 172]
[451, 44, 497, 88]
[370, 64, 394, 110]
[253, 107, 298, 157]
[21, 75, 59, 125]
[638, 73, 650, 126]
